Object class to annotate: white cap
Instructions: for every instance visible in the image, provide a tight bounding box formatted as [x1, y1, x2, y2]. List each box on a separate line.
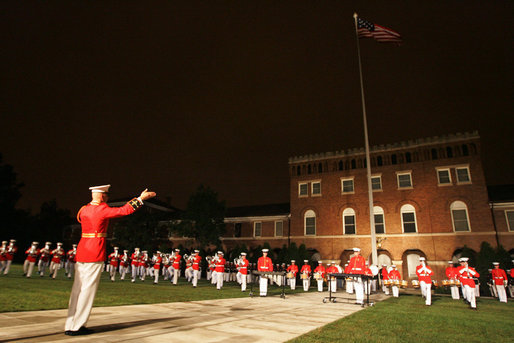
[156, 251, 161, 254]
[1, 241, 6, 244]
[135, 247, 140, 251]
[331, 261, 335, 264]
[194, 250, 199, 253]
[318, 260, 323, 264]
[492, 262, 499, 265]
[10, 239, 16, 243]
[241, 252, 247, 256]
[459, 257, 469, 262]
[262, 249, 269, 253]
[291, 260, 295, 262]
[57, 242, 63, 246]
[89, 184, 111, 193]
[72, 244, 77, 247]
[32, 241, 39, 245]
[123, 249, 128, 252]
[175, 249, 180, 252]
[304, 260, 308, 262]
[218, 251, 224, 255]
[448, 261, 453, 264]
[353, 247, 361, 252]
[392, 265, 397, 268]
[382, 264, 387, 267]
[114, 247, 119, 250]
[419, 257, 425, 261]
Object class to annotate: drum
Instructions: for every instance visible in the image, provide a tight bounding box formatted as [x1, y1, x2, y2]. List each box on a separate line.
[314, 272, 323, 280]
[383, 280, 392, 286]
[346, 277, 353, 283]
[286, 272, 294, 279]
[400, 280, 408, 288]
[432, 280, 439, 287]
[300, 273, 309, 280]
[442, 280, 450, 286]
[411, 280, 420, 288]
[448, 279, 455, 286]
[455, 280, 461, 286]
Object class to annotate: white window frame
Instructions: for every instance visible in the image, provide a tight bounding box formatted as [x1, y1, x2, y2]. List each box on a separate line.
[397, 171, 413, 189]
[371, 175, 382, 191]
[311, 180, 322, 197]
[298, 182, 308, 197]
[450, 201, 471, 232]
[455, 166, 472, 184]
[304, 210, 316, 236]
[401, 204, 417, 233]
[436, 167, 452, 186]
[341, 177, 355, 194]
[254, 222, 262, 237]
[342, 208, 356, 235]
[505, 210, 514, 231]
[275, 220, 284, 237]
[373, 206, 385, 234]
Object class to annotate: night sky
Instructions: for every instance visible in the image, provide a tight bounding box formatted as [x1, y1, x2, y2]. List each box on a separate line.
[1, 2, 512, 213]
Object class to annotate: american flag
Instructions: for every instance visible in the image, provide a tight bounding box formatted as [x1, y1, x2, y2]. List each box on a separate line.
[357, 17, 402, 44]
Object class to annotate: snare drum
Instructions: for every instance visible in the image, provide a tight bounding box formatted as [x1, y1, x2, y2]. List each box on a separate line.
[442, 280, 450, 286]
[300, 273, 309, 280]
[411, 280, 420, 288]
[286, 272, 294, 279]
[392, 280, 400, 286]
[384, 280, 392, 286]
[432, 280, 439, 287]
[400, 280, 408, 288]
[314, 272, 323, 280]
[455, 280, 461, 286]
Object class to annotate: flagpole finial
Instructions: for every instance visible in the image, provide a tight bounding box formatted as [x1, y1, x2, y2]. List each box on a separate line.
[353, 13, 358, 19]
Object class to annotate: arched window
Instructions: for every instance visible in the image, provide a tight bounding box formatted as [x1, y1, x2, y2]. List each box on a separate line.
[374, 206, 385, 234]
[343, 208, 356, 235]
[318, 163, 323, 173]
[297, 166, 301, 176]
[391, 154, 397, 165]
[377, 156, 383, 166]
[351, 159, 356, 169]
[401, 204, 417, 233]
[431, 148, 438, 160]
[405, 152, 412, 163]
[308, 164, 312, 174]
[462, 144, 469, 156]
[451, 201, 470, 231]
[338, 160, 343, 171]
[304, 210, 316, 236]
[446, 146, 453, 158]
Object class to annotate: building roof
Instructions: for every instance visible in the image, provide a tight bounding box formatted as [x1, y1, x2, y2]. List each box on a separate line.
[225, 203, 290, 218]
[289, 131, 479, 164]
[488, 185, 514, 203]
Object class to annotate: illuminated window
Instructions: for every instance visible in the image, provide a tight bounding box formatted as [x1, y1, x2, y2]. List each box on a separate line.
[304, 210, 316, 236]
[374, 206, 385, 234]
[254, 222, 262, 237]
[299, 183, 308, 197]
[343, 208, 356, 235]
[450, 201, 470, 231]
[371, 176, 382, 191]
[437, 168, 452, 185]
[401, 204, 417, 233]
[312, 181, 321, 196]
[456, 167, 471, 184]
[397, 172, 413, 189]
[275, 221, 283, 237]
[341, 178, 355, 194]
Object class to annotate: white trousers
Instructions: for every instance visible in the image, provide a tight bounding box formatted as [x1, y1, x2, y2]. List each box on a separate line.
[290, 278, 296, 290]
[508, 285, 514, 298]
[38, 260, 49, 275]
[328, 280, 336, 293]
[154, 269, 159, 283]
[173, 268, 179, 284]
[216, 271, 224, 289]
[3, 260, 12, 274]
[463, 285, 477, 308]
[421, 282, 431, 305]
[67, 262, 75, 278]
[259, 276, 268, 296]
[65, 262, 103, 331]
[383, 284, 390, 295]
[192, 270, 199, 287]
[23, 260, 36, 277]
[346, 280, 354, 294]
[317, 279, 324, 292]
[50, 261, 61, 278]
[392, 285, 399, 297]
[211, 271, 217, 284]
[354, 278, 364, 304]
[496, 285, 507, 303]
[303, 279, 310, 291]
[451, 285, 460, 300]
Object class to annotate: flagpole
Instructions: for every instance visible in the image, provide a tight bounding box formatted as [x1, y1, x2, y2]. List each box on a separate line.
[353, 13, 378, 266]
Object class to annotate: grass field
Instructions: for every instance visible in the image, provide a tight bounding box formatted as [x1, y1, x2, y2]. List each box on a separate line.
[288, 293, 514, 343]
[0, 264, 305, 312]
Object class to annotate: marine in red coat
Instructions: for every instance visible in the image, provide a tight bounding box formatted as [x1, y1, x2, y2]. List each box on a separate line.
[64, 185, 155, 336]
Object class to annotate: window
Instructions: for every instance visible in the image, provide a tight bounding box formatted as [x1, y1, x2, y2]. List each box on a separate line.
[397, 172, 413, 189]
[275, 221, 283, 237]
[437, 168, 452, 185]
[254, 222, 262, 237]
[456, 166, 471, 184]
[312, 181, 321, 196]
[407, 253, 421, 277]
[401, 204, 417, 233]
[506, 211, 514, 231]
[371, 176, 382, 191]
[299, 183, 308, 197]
[234, 223, 242, 237]
[343, 208, 356, 234]
[304, 210, 316, 235]
[341, 178, 355, 194]
[450, 201, 470, 231]
[374, 206, 385, 234]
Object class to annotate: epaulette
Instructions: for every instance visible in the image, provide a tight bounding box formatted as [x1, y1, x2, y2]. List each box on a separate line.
[76, 205, 87, 223]
[128, 198, 143, 211]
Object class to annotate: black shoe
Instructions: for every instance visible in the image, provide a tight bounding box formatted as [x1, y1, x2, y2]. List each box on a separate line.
[78, 326, 94, 335]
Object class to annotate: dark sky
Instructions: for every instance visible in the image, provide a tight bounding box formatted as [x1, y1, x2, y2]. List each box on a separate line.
[1, 2, 512, 213]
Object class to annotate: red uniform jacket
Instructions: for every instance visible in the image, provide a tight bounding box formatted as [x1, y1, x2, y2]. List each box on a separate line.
[314, 265, 326, 278]
[5, 245, 17, 261]
[76, 200, 140, 263]
[457, 265, 479, 288]
[39, 249, 51, 262]
[173, 254, 181, 269]
[381, 267, 390, 281]
[238, 259, 249, 275]
[287, 264, 299, 276]
[215, 257, 226, 272]
[416, 264, 433, 283]
[131, 252, 140, 266]
[154, 256, 162, 270]
[300, 264, 311, 276]
[67, 249, 77, 263]
[51, 248, 65, 263]
[491, 268, 507, 285]
[326, 265, 338, 276]
[108, 252, 119, 267]
[25, 247, 40, 263]
[348, 255, 366, 275]
[388, 270, 401, 281]
[445, 266, 458, 280]
[257, 256, 273, 272]
[192, 255, 202, 271]
[120, 254, 129, 267]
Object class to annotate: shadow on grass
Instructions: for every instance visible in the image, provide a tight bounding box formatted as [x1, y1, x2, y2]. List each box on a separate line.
[2, 316, 182, 342]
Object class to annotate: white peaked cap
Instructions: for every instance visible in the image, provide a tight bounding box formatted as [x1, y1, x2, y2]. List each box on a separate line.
[114, 247, 119, 249]
[45, 242, 52, 245]
[218, 251, 224, 255]
[156, 251, 161, 254]
[72, 244, 77, 247]
[291, 260, 295, 262]
[135, 247, 140, 250]
[123, 250, 128, 252]
[262, 249, 269, 252]
[419, 257, 425, 261]
[241, 252, 247, 255]
[448, 261, 454, 264]
[1, 241, 7, 244]
[175, 249, 180, 252]
[353, 247, 361, 252]
[460, 257, 469, 262]
[32, 241, 39, 245]
[10, 239, 16, 242]
[392, 265, 397, 268]
[194, 250, 199, 253]
[331, 261, 335, 264]
[304, 260, 308, 262]
[492, 262, 499, 265]
[89, 184, 111, 193]
[318, 260, 323, 264]
[57, 242, 63, 246]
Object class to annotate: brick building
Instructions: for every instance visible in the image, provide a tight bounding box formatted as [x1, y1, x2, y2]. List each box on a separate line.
[222, 131, 514, 280]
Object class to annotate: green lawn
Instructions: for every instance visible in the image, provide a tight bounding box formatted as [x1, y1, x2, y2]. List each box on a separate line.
[288, 294, 514, 343]
[0, 264, 305, 312]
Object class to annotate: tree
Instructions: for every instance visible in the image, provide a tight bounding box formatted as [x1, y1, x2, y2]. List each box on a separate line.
[0, 153, 25, 237]
[173, 185, 226, 247]
[35, 200, 74, 243]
